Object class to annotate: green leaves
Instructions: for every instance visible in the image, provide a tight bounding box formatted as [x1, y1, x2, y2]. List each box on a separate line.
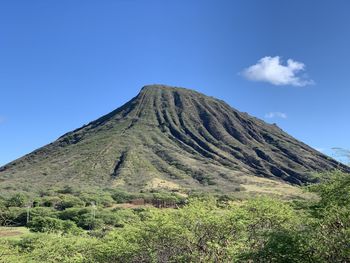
[6, 193, 28, 208]
[28, 217, 82, 235]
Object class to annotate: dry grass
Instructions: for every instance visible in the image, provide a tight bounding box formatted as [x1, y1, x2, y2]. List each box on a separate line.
[145, 178, 181, 191]
[0, 227, 29, 240]
[241, 176, 317, 200]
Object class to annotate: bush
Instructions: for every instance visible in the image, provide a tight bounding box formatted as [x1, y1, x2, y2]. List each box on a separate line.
[6, 193, 28, 207]
[29, 217, 64, 233]
[111, 190, 135, 203]
[56, 194, 85, 210]
[29, 207, 57, 219]
[1, 207, 27, 226]
[16, 234, 96, 262]
[28, 216, 82, 234]
[79, 191, 114, 207]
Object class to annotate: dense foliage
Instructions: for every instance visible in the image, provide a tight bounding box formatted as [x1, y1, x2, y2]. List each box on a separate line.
[0, 171, 349, 262]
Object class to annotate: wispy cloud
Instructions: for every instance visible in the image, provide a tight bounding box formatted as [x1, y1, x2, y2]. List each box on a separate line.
[331, 147, 350, 164]
[264, 112, 287, 119]
[0, 116, 5, 124]
[242, 56, 314, 87]
[332, 147, 350, 158]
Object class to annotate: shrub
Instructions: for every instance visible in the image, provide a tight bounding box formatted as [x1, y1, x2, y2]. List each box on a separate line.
[111, 190, 135, 203]
[28, 216, 82, 235]
[6, 193, 28, 207]
[56, 194, 85, 210]
[29, 217, 64, 233]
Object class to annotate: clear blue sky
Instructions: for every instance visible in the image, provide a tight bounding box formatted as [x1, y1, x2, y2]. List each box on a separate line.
[1, 0, 349, 166]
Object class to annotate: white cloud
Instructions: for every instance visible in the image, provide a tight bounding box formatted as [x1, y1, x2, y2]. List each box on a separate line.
[265, 112, 287, 119]
[242, 56, 314, 86]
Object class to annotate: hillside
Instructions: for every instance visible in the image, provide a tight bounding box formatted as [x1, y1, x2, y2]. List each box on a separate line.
[0, 85, 348, 196]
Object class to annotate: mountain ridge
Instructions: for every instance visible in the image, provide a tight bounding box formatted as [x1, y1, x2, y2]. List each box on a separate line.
[1, 84, 348, 196]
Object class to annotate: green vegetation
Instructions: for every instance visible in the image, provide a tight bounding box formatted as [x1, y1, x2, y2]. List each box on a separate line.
[0, 171, 349, 262]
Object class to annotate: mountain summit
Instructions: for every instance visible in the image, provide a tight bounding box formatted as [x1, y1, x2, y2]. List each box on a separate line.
[1, 85, 348, 195]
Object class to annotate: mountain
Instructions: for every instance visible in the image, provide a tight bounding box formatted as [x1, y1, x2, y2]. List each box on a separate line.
[1, 85, 348, 197]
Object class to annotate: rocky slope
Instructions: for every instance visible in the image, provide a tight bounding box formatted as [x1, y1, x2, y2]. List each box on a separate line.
[1, 85, 348, 195]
